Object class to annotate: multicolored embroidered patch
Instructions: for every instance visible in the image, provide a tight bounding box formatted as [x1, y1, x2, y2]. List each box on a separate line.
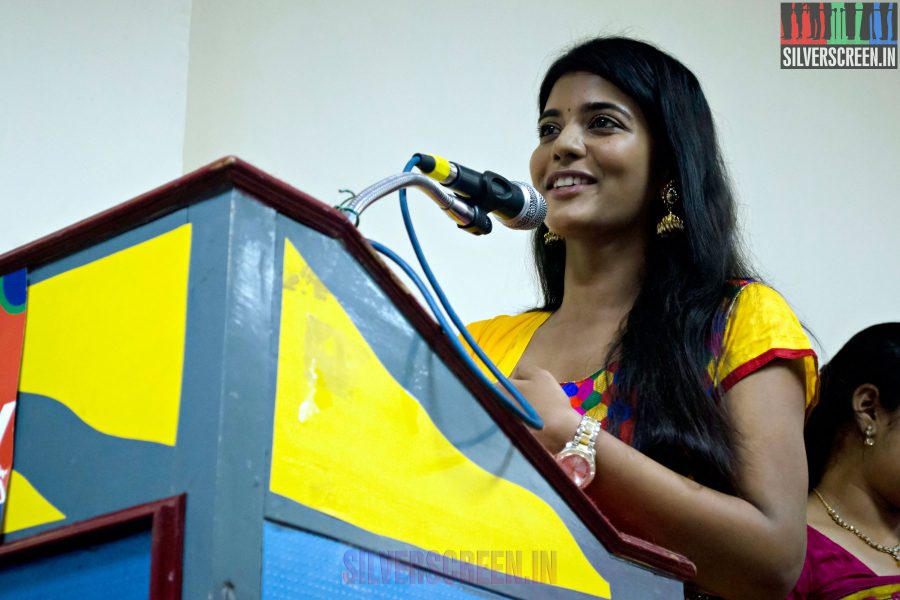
[561, 364, 634, 445]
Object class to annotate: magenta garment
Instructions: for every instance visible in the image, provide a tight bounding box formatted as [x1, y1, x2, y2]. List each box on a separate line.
[788, 526, 900, 599]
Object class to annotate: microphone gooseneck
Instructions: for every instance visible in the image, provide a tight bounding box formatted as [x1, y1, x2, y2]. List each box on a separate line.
[337, 171, 492, 235]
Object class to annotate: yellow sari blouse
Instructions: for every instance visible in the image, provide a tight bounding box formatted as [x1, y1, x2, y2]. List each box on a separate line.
[465, 281, 818, 440]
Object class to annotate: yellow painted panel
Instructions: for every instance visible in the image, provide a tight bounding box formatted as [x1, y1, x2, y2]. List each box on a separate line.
[2, 469, 65, 534]
[270, 240, 610, 598]
[19, 225, 191, 445]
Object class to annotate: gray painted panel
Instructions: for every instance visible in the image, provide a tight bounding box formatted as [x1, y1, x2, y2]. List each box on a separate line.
[174, 193, 235, 600]
[7, 393, 174, 542]
[209, 192, 279, 599]
[175, 191, 280, 599]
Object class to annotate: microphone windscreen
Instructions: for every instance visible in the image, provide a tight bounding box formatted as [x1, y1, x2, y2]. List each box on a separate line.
[504, 182, 547, 230]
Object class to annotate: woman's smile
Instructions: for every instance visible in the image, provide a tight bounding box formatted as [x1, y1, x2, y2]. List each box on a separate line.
[545, 169, 598, 199]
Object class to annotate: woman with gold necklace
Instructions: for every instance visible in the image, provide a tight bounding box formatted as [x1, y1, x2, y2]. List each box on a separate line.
[790, 323, 900, 598]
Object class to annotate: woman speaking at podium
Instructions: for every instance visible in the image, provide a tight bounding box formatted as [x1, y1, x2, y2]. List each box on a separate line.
[466, 37, 818, 599]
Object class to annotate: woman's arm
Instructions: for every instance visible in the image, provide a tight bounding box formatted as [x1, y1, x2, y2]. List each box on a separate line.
[512, 360, 808, 600]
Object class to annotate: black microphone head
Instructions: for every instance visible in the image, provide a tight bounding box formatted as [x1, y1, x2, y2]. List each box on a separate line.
[500, 182, 547, 230]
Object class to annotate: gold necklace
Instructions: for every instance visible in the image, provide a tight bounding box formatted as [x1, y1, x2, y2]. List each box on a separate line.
[814, 488, 900, 565]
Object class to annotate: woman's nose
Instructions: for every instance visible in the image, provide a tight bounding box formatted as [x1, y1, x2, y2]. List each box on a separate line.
[552, 124, 586, 161]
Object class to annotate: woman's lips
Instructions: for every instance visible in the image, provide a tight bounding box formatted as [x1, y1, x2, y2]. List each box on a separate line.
[547, 182, 594, 199]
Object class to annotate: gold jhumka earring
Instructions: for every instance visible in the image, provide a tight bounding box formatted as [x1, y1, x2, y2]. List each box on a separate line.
[543, 230, 563, 244]
[656, 180, 685, 237]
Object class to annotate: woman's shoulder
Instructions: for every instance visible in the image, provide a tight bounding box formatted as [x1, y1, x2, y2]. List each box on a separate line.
[725, 281, 812, 353]
[466, 311, 550, 341]
[731, 280, 799, 317]
[464, 311, 551, 380]
[717, 281, 819, 409]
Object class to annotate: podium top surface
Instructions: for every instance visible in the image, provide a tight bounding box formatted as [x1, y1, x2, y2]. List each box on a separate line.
[0, 156, 344, 274]
[0, 156, 694, 580]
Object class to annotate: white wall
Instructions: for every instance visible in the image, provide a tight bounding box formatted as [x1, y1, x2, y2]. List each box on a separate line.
[2, 1, 897, 359]
[0, 0, 192, 254]
[182, 0, 900, 358]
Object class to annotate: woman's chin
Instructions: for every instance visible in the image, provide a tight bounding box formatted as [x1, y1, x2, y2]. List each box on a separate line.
[544, 214, 589, 235]
[551, 222, 646, 244]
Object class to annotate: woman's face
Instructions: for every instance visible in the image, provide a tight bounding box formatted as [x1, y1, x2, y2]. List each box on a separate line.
[529, 72, 659, 239]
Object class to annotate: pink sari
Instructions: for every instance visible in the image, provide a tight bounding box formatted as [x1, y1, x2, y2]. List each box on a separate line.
[788, 526, 900, 599]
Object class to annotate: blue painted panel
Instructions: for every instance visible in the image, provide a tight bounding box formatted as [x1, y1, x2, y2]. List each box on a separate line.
[0, 529, 152, 599]
[262, 520, 504, 599]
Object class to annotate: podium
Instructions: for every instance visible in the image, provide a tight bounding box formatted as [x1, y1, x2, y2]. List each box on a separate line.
[0, 157, 692, 599]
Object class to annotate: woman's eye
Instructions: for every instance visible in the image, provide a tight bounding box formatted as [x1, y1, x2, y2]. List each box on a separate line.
[537, 123, 559, 138]
[589, 115, 618, 130]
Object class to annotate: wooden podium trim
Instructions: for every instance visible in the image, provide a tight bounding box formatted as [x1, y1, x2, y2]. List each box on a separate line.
[0, 157, 695, 579]
[0, 494, 185, 599]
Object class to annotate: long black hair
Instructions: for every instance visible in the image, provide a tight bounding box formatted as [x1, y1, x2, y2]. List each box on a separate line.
[805, 323, 900, 489]
[533, 37, 754, 493]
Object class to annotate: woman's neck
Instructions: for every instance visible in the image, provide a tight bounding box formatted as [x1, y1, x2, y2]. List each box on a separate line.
[816, 457, 900, 544]
[555, 232, 645, 322]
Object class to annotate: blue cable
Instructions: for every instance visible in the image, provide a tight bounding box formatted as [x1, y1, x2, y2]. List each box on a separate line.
[368, 240, 448, 333]
[368, 239, 542, 428]
[392, 156, 543, 429]
[377, 241, 512, 449]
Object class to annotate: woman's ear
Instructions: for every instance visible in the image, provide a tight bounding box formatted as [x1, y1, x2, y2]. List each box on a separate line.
[851, 383, 880, 442]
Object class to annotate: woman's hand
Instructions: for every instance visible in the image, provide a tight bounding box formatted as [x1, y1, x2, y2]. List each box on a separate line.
[505, 365, 582, 454]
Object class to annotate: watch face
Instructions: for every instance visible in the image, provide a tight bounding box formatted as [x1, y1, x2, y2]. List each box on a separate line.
[557, 451, 595, 489]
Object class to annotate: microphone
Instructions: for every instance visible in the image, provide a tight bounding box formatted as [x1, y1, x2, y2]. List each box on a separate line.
[413, 153, 547, 230]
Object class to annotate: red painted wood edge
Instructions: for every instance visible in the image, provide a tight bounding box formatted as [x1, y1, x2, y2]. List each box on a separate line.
[0, 157, 695, 580]
[149, 494, 185, 600]
[0, 494, 185, 599]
